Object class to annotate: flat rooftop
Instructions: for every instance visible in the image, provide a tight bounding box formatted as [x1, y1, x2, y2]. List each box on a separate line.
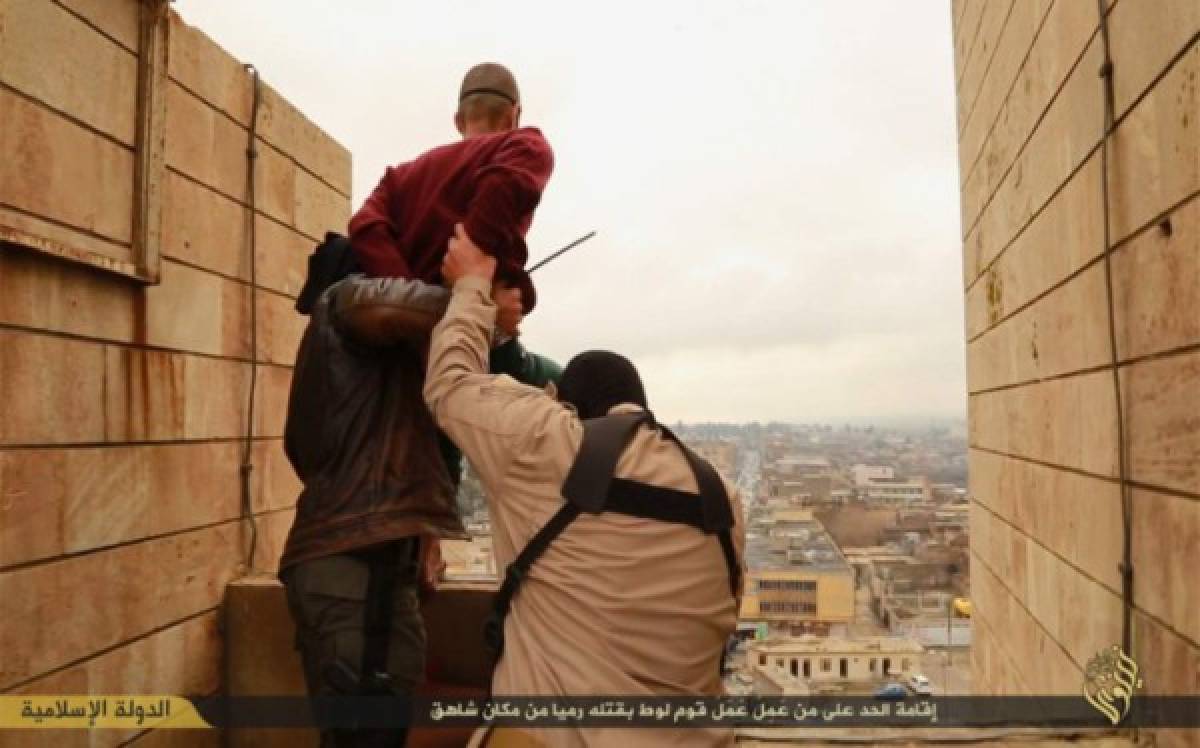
[751, 635, 925, 655]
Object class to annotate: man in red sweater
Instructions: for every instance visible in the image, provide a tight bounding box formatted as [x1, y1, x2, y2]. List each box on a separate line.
[349, 62, 554, 314]
[280, 64, 558, 748]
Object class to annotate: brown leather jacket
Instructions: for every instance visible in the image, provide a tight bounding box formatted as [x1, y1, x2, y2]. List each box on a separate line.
[279, 275, 468, 571]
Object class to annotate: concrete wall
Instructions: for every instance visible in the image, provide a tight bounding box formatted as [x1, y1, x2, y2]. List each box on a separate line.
[0, 1, 350, 745]
[951, 0, 1200, 738]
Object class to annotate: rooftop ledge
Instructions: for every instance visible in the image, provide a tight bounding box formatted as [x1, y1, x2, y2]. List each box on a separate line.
[223, 576, 1140, 748]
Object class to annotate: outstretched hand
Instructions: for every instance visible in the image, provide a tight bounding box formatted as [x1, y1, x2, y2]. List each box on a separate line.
[442, 223, 496, 285]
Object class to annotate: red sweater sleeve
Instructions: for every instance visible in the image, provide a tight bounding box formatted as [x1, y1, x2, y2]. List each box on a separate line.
[348, 168, 414, 278]
[462, 128, 554, 269]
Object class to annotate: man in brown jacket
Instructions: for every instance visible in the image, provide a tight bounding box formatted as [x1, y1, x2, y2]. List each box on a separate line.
[279, 61, 552, 748]
[424, 225, 746, 748]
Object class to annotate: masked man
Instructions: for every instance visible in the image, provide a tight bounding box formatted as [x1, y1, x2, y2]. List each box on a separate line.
[423, 224, 746, 748]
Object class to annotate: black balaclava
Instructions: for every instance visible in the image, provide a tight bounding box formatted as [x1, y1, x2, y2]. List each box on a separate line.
[557, 350, 648, 420]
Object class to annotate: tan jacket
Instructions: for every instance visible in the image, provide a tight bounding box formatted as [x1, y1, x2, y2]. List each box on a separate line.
[425, 277, 746, 748]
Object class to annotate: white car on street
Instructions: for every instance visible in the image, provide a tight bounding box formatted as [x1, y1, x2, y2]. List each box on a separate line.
[907, 673, 932, 696]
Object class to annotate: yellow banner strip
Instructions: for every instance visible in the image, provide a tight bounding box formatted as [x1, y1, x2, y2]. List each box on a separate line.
[0, 695, 212, 729]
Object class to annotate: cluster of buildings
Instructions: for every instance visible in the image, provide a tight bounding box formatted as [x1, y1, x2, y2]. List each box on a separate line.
[747, 636, 926, 695]
[446, 421, 971, 692]
[682, 422, 971, 695]
[737, 508, 855, 638]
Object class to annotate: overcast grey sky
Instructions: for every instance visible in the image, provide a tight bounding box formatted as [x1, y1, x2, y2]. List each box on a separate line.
[176, 0, 966, 424]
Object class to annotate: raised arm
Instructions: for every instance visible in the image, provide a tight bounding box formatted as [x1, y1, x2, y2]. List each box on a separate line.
[424, 225, 563, 483]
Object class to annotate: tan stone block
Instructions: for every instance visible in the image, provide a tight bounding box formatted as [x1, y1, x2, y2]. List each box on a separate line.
[0, 330, 107, 445]
[164, 81, 247, 201]
[144, 260, 252, 358]
[258, 83, 352, 196]
[167, 10, 253, 125]
[965, 151, 1104, 337]
[0, 442, 243, 568]
[103, 347, 249, 442]
[991, 561, 1084, 695]
[255, 141, 297, 232]
[1134, 609, 1200, 696]
[1123, 350, 1200, 495]
[970, 620, 992, 692]
[0, 247, 138, 343]
[252, 141, 350, 243]
[977, 454, 1125, 594]
[996, 514, 1025, 604]
[161, 169, 248, 280]
[223, 576, 313, 747]
[1007, 514, 1032, 606]
[1109, 43, 1200, 243]
[1132, 489, 1200, 644]
[951, 0, 969, 31]
[161, 171, 312, 301]
[953, 0, 987, 87]
[961, 0, 1102, 282]
[224, 576, 303, 693]
[55, 0, 139, 52]
[962, 33, 1103, 252]
[956, 0, 1053, 173]
[253, 364, 292, 440]
[16, 611, 221, 705]
[969, 500, 993, 576]
[248, 507, 296, 573]
[969, 449, 1011, 520]
[0, 522, 239, 689]
[958, 0, 1095, 194]
[252, 438, 300, 514]
[165, 11, 355, 202]
[0, 87, 135, 244]
[956, 0, 1017, 130]
[971, 592, 1038, 697]
[293, 167, 350, 241]
[1109, 0, 1200, 118]
[0, 0, 138, 144]
[254, 215, 312, 299]
[967, 261, 1112, 391]
[982, 574, 1020, 691]
[969, 369, 1119, 477]
[256, 289, 306, 366]
[1012, 521, 1051, 638]
[1044, 546, 1123, 670]
[1113, 195, 1200, 360]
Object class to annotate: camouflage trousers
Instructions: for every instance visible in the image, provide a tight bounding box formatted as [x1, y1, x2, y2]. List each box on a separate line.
[282, 538, 425, 748]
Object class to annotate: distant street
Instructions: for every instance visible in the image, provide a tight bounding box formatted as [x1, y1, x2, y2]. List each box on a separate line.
[920, 648, 972, 695]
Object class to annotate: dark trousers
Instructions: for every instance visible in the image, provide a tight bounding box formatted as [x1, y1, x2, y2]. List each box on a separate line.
[281, 539, 424, 748]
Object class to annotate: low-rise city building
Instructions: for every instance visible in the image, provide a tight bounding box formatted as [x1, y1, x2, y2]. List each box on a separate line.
[748, 635, 925, 687]
[863, 476, 931, 504]
[740, 509, 855, 636]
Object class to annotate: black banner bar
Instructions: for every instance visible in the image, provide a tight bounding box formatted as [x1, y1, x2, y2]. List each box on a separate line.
[189, 695, 1200, 729]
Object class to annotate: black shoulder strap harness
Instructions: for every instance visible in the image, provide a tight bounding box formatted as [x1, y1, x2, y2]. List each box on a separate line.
[483, 410, 740, 669]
